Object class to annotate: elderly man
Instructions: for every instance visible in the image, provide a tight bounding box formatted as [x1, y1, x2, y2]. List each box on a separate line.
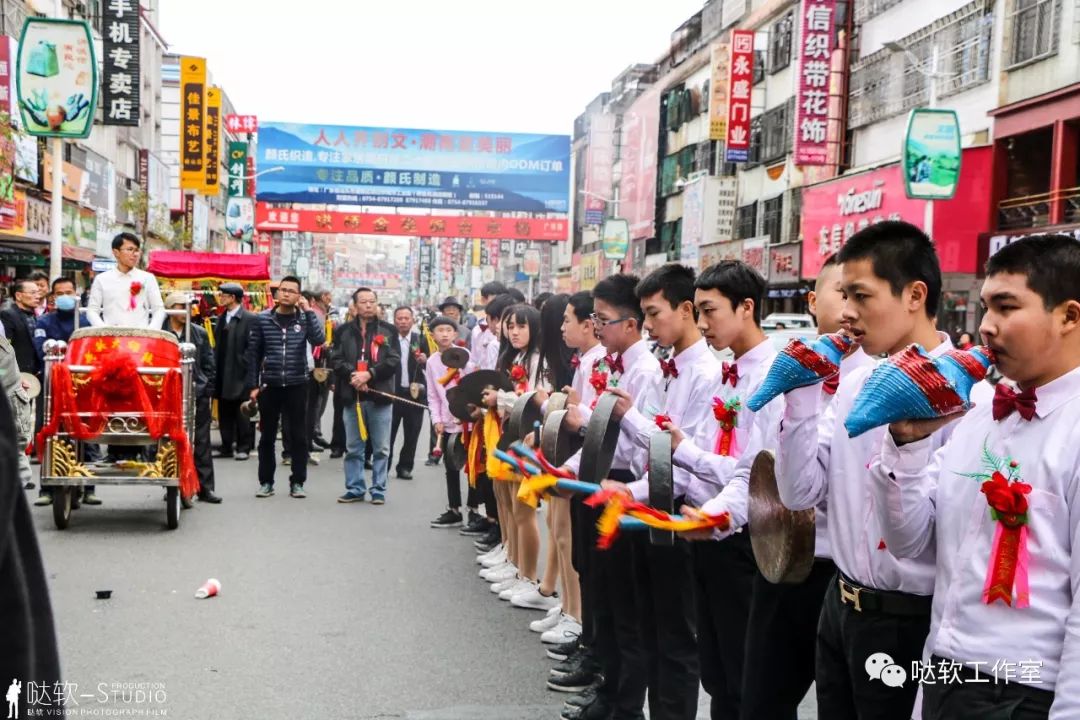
[163, 292, 220, 505]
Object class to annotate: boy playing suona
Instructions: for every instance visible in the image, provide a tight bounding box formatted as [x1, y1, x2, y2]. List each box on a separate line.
[774, 221, 956, 720]
[871, 234, 1080, 720]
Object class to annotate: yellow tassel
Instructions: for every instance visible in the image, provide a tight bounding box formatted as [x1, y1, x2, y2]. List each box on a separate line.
[596, 495, 628, 540]
[355, 402, 368, 441]
[203, 317, 215, 348]
[422, 320, 437, 355]
[517, 474, 558, 508]
[466, 427, 482, 488]
[325, 318, 333, 345]
[484, 412, 517, 482]
[437, 367, 459, 386]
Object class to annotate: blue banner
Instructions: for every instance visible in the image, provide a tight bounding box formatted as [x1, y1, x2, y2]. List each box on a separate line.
[256, 122, 571, 213]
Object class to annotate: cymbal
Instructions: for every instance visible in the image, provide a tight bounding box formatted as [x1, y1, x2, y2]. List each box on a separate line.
[748, 450, 815, 584]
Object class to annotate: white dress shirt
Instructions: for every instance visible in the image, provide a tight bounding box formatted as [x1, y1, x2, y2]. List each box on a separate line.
[86, 267, 165, 329]
[869, 365, 1080, 713]
[569, 342, 607, 427]
[471, 324, 499, 371]
[225, 305, 242, 325]
[655, 338, 779, 529]
[398, 332, 411, 387]
[564, 339, 661, 476]
[621, 338, 724, 502]
[775, 333, 956, 594]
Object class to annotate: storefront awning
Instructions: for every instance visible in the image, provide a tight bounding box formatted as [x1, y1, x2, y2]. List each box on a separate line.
[147, 251, 270, 281]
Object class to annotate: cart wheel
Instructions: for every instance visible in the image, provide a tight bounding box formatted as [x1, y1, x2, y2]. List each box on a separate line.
[53, 488, 71, 530]
[166, 487, 180, 530]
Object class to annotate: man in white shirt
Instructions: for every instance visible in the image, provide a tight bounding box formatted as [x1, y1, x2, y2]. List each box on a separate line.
[774, 221, 956, 720]
[86, 233, 165, 329]
[873, 234, 1080, 719]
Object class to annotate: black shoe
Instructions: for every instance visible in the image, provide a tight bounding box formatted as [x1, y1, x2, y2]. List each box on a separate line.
[214, 450, 234, 459]
[397, 469, 413, 480]
[198, 490, 222, 504]
[313, 436, 332, 449]
[24, 481, 35, 490]
[475, 525, 501, 547]
[550, 645, 596, 678]
[430, 509, 463, 528]
[424, 457, 438, 466]
[329, 449, 344, 459]
[364, 460, 373, 470]
[458, 513, 489, 536]
[547, 663, 598, 693]
[547, 637, 579, 662]
[561, 694, 612, 720]
[565, 679, 604, 709]
[181, 494, 194, 510]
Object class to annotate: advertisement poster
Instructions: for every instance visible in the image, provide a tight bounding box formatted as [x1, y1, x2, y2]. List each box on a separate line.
[179, 56, 206, 190]
[620, 85, 661, 240]
[256, 122, 570, 212]
[202, 86, 221, 195]
[601, 218, 630, 260]
[903, 109, 961, 200]
[16, 18, 98, 138]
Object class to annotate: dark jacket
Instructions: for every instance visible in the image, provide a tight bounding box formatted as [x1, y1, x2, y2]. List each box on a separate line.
[393, 330, 428, 398]
[214, 307, 255, 400]
[245, 308, 325, 389]
[0, 392, 62, 689]
[33, 309, 91, 364]
[162, 320, 216, 398]
[0, 305, 38, 374]
[331, 318, 400, 405]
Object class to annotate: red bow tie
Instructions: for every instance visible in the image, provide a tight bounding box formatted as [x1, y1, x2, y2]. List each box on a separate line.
[823, 374, 840, 396]
[992, 384, 1037, 422]
[660, 358, 678, 379]
[570, 354, 581, 369]
[479, 322, 489, 332]
[722, 362, 739, 387]
[604, 353, 624, 375]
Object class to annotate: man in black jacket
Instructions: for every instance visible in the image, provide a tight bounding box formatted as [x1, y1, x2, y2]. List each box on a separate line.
[389, 306, 426, 479]
[331, 287, 400, 504]
[0, 279, 40, 376]
[213, 283, 255, 461]
[245, 276, 325, 499]
[163, 293, 221, 505]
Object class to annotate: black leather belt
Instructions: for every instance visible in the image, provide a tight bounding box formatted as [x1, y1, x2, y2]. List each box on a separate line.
[836, 573, 932, 617]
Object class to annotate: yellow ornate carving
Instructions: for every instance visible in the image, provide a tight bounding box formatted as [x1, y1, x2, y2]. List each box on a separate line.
[48, 440, 95, 479]
[125, 442, 178, 479]
[84, 352, 96, 363]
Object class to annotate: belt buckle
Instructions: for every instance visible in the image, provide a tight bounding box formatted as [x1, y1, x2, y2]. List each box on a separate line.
[839, 578, 863, 612]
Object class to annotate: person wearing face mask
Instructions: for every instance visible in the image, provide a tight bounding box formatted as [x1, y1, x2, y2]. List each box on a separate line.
[32, 278, 96, 507]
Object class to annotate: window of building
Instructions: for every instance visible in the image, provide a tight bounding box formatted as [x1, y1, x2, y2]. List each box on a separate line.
[747, 115, 764, 166]
[998, 127, 1054, 229]
[735, 202, 758, 239]
[752, 51, 766, 85]
[761, 196, 784, 245]
[768, 12, 794, 74]
[759, 99, 794, 164]
[661, 154, 680, 196]
[787, 188, 803, 244]
[1009, 0, 1059, 67]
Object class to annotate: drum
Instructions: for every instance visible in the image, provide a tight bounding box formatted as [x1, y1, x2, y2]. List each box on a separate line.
[64, 327, 181, 414]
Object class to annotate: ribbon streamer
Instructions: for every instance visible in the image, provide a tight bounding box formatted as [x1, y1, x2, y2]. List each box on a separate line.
[588, 493, 731, 549]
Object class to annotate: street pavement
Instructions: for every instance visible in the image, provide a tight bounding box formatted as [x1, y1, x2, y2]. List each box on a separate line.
[29, 424, 816, 719]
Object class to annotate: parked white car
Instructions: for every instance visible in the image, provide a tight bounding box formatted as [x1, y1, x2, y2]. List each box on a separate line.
[762, 313, 815, 330]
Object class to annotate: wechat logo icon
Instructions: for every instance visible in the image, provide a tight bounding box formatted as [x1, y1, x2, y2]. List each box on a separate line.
[866, 652, 907, 688]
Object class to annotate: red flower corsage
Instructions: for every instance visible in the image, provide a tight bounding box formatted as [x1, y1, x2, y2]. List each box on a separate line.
[510, 364, 528, 383]
[654, 414, 672, 430]
[129, 281, 143, 310]
[373, 334, 386, 346]
[589, 370, 609, 395]
[455, 339, 467, 347]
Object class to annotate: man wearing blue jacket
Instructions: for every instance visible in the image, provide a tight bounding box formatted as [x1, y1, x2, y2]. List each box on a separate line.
[245, 276, 325, 499]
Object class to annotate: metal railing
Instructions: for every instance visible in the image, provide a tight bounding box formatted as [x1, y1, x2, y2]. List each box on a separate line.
[996, 186, 1080, 229]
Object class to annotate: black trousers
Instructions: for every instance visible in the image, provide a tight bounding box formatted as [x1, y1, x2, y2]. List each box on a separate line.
[923, 656, 1054, 720]
[438, 431, 465, 507]
[571, 494, 595, 647]
[306, 376, 331, 444]
[257, 384, 309, 488]
[218, 397, 254, 454]
[741, 557, 836, 720]
[391, 386, 424, 473]
[633, 530, 700, 720]
[330, 388, 345, 452]
[594, 468, 648, 719]
[816, 577, 931, 720]
[692, 532, 756, 720]
[194, 396, 215, 493]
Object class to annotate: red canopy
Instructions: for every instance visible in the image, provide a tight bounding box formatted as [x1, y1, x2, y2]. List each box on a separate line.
[147, 251, 269, 281]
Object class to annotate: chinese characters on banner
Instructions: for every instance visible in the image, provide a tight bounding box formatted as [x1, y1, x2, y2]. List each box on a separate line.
[227, 142, 247, 197]
[179, 57, 206, 190]
[202, 86, 221, 195]
[102, 0, 139, 126]
[224, 114, 258, 134]
[724, 30, 755, 162]
[708, 42, 730, 141]
[793, 0, 835, 165]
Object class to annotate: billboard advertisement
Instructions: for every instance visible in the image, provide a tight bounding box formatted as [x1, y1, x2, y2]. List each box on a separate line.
[620, 86, 661, 240]
[256, 122, 571, 213]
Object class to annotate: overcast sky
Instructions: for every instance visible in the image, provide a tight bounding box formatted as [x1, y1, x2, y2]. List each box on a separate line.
[157, 0, 705, 135]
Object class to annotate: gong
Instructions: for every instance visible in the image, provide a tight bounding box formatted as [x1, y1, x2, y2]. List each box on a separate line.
[748, 450, 815, 584]
[648, 430, 675, 546]
[578, 393, 621, 487]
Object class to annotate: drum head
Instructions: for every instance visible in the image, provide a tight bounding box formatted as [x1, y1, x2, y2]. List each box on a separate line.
[748, 450, 816, 584]
[648, 431, 674, 546]
[578, 393, 621, 486]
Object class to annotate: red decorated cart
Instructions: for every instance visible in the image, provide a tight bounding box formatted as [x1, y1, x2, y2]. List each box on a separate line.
[37, 318, 199, 530]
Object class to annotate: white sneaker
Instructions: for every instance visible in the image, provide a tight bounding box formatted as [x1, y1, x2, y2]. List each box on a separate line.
[511, 584, 561, 611]
[500, 578, 534, 601]
[479, 560, 510, 579]
[481, 547, 508, 568]
[475, 544, 503, 564]
[484, 564, 517, 583]
[491, 576, 519, 594]
[541, 614, 583, 644]
[529, 605, 564, 633]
